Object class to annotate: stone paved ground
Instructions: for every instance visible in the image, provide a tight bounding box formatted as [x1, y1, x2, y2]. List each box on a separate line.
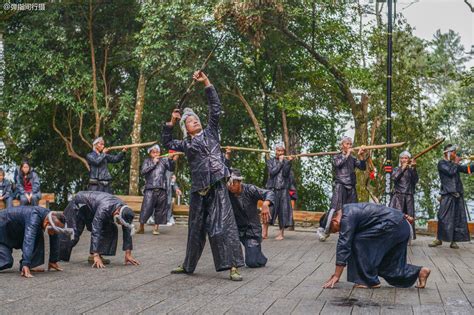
[1, 226, 474, 314]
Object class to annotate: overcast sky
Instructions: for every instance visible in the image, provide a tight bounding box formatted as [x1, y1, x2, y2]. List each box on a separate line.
[397, 0, 473, 67]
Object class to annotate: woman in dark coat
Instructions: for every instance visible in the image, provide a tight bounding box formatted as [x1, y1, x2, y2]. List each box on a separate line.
[16, 161, 42, 206]
[162, 71, 244, 281]
[319, 203, 431, 289]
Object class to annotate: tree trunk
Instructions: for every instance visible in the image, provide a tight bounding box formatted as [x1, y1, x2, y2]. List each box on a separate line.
[281, 107, 290, 154]
[128, 71, 147, 195]
[354, 94, 369, 202]
[88, 0, 100, 138]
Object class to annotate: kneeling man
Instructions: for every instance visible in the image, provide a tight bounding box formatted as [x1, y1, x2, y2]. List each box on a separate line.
[0, 206, 73, 278]
[59, 191, 139, 268]
[319, 203, 430, 289]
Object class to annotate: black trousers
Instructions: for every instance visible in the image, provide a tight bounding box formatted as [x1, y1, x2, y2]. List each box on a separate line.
[347, 220, 421, 287]
[139, 189, 168, 225]
[182, 180, 244, 273]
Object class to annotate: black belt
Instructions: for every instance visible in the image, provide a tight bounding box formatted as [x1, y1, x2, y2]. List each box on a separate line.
[89, 179, 110, 186]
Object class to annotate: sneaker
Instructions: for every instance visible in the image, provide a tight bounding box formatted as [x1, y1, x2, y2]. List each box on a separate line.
[152, 229, 160, 235]
[229, 267, 243, 281]
[450, 242, 459, 249]
[171, 265, 187, 274]
[428, 239, 442, 247]
[146, 218, 155, 225]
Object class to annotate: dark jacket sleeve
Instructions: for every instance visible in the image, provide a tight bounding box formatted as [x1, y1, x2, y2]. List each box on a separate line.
[282, 160, 292, 178]
[16, 173, 25, 195]
[335, 211, 358, 266]
[354, 158, 366, 171]
[412, 168, 419, 185]
[458, 163, 474, 174]
[267, 159, 284, 177]
[106, 152, 125, 164]
[205, 85, 221, 135]
[166, 159, 176, 172]
[86, 152, 107, 166]
[173, 181, 180, 193]
[333, 154, 347, 169]
[122, 226, 133, 251]
[21, 210, 42, 267]
[249, 185, 275, 206]
[32, 172, 41, 194]
[141, 158, 156, 176]
[162, 124, 185, 152]
[438, 160, 459, 176]
[2, 180, 12, 199]
[49, 234, 60, 263]
[224, 156, 231, 169]
[392, 167, 405, 182]
[90, 211, 106, 253]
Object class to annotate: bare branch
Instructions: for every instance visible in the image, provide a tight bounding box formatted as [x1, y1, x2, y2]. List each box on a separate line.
[464, 0, 474, 12]
[88, 0, 101, 138]
[78, 112, 92, 149]
[52, 107, 90, 170]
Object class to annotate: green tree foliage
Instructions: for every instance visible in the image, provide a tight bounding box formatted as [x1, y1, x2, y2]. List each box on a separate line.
[0, 1, 471, 216]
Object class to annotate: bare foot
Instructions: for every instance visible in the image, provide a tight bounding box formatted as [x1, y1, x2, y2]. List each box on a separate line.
[262, 233, 268, 239]
[275, 235, 284, 241]
[415, 267, 431, 288]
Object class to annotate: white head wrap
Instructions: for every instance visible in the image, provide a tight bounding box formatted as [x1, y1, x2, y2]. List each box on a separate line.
[443, 145, 457, 153]
[46, 212, 75, 240]
[316, 208, 336, 242]
[228, 169, 244, 185]
[113, 206, 136, 236]
[179, 108, 201, 138]
[399, 150, 411, 158]
[340, 136, 352, 146]
[147, 144, 160, 154]
[93, 137, 104, 146]
[274, 142, 285, 150]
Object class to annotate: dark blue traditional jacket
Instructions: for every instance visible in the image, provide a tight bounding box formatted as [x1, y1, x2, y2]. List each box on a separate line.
[0, 206, 59, 268]
[162, 85, 229, 193]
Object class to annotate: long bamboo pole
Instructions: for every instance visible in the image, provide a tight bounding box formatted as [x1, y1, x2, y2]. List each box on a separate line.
[106, 141, 157, 151]
[222, 146, 272, 153]
[287, 142, 406, 158]
[411, 138, 445, 160]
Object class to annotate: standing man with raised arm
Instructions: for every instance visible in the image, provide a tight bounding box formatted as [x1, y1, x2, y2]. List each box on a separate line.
[162, 71, 244, 281]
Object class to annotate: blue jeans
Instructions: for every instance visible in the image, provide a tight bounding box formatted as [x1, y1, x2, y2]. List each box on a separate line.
[19, 193, 42, 206]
